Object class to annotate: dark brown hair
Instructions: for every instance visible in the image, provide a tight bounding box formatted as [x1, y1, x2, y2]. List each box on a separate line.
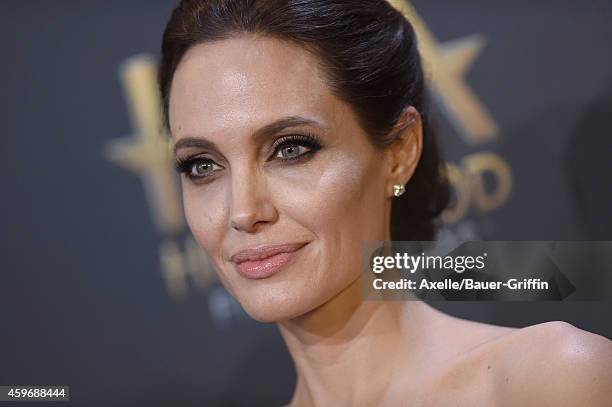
[159, 0, 450, 240]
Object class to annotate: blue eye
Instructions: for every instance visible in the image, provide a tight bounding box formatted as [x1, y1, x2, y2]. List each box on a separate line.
[189, 159, 221, 177]
[174, 157, 222, 180]
[276, 144, 311, 160]
[271, 134, 323, 161]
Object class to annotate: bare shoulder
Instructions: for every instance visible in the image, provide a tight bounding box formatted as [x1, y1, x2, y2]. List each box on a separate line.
[497, 321, 612, 407]
[412, 310, 611, 406]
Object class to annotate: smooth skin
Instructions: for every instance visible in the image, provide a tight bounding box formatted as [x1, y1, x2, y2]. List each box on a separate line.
[168, 34, 612, 406]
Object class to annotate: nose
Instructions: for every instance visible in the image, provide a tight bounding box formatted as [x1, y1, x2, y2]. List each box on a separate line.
[229, 169, 278, 233]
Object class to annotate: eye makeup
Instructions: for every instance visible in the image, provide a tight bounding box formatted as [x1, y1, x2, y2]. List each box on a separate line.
[268, 133, 323, 162]
[174, 156, 222, 181]
[173, 132, 324, 183]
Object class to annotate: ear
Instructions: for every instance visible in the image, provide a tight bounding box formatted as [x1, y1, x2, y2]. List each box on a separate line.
[385, 106, 423, 198]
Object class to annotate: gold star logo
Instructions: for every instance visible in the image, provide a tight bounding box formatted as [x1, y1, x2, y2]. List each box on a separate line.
[388, 0, 498, 144]
[105, 55, 184, 235]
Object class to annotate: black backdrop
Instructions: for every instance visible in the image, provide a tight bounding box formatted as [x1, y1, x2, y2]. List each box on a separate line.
[2, 1, 611, 406]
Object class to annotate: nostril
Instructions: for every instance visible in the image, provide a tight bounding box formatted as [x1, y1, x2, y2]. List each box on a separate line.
[231, 212, 276, 233]
[230, 215, 254, 232]
[230, 209, 264, 232]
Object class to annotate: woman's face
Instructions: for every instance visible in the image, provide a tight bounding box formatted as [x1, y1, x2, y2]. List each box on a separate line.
[169, 35, 394, 322]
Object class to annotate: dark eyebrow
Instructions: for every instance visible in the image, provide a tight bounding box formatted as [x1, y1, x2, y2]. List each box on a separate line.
[252, 116, 326, 141]
[173, 116, 326, 156]
[173, 137, 220, 156]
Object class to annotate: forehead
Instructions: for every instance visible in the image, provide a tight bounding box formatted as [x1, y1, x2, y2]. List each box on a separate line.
[169, 34, 339, 139]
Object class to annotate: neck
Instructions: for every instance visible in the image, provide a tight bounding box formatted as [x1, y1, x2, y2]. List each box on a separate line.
[278, 277, 435, 406]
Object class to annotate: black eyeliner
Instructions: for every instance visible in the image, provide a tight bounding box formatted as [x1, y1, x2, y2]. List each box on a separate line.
[173, 156, 193, 174]
[269, 133, 323, 161]
[174, 133, 323, 182]
[174, 156, 219, 180]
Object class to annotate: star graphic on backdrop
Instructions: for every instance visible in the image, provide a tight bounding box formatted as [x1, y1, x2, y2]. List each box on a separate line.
[388, 0, 498, 144]
[105, 55, 184, 235]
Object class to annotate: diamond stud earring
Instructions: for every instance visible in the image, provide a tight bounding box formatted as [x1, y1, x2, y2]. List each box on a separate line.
[393, 184, 406, 197]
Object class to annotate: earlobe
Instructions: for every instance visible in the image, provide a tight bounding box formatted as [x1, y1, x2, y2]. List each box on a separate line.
[386, 106, 423, 197]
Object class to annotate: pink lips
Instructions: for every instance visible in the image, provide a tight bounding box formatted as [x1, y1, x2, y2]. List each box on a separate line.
[231, 243, 307, 279]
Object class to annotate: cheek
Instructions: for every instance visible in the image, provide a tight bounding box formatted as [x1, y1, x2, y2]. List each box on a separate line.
[282, 150, 388, 308]
[279, 151, 386, 239]
[314, 154, 387, 271]
[182, 181, 227, 257]
[318, 154, 384, 220]
[274, 150, 387, 284]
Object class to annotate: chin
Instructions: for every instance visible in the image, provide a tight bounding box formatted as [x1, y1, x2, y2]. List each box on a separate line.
[237, 294, 308, 323]
[216, 246, 359, 323]
[232, 283, 324, 323]
[241, 304, 291, 323]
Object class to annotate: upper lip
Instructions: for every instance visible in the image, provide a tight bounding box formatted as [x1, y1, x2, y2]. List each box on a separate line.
[230, 243, 307, 264]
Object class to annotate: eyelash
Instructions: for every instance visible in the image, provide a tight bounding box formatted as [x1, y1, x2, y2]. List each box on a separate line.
[174, 133, 323, 181]
[270, 133, 323, 162]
